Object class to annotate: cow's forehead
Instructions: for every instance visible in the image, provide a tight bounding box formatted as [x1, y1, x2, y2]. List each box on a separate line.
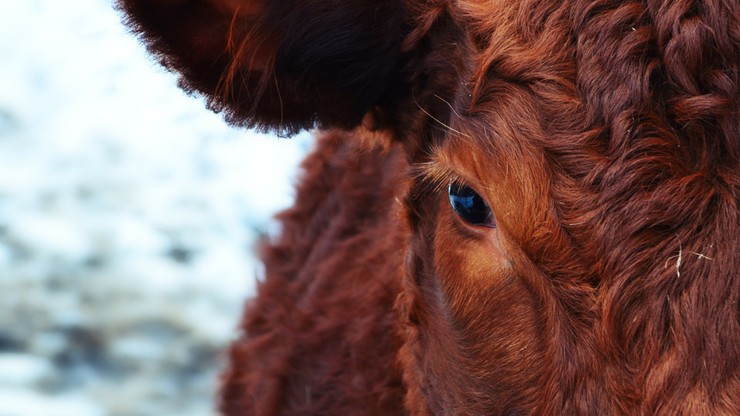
[455, 0, 519, 26]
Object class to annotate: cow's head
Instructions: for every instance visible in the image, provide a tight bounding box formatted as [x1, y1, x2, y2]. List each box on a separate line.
[119, 0, 739, 413]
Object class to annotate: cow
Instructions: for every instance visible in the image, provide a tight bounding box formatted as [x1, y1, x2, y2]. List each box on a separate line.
[117, 0, 739, 414]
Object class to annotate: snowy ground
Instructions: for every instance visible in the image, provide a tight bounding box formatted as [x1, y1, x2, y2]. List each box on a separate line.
[0, 1, 310, 415]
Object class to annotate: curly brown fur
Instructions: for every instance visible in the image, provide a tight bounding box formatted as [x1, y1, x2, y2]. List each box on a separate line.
[118, 0, 739, 414]
[221, 132, 409, 415]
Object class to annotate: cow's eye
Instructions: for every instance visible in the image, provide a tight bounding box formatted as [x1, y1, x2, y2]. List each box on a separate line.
[448, 182, 495, 228]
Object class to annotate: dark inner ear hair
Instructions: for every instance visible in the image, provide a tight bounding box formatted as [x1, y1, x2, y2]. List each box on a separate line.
[262, 0, 410, 135]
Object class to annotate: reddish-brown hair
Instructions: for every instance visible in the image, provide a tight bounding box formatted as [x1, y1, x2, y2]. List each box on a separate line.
[118, 0, 739, 414]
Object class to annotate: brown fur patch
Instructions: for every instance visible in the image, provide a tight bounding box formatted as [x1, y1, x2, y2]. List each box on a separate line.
[118, 0, 739, 414]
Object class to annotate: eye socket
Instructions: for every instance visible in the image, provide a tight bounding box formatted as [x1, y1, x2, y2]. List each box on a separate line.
[448, 182, 495, 228]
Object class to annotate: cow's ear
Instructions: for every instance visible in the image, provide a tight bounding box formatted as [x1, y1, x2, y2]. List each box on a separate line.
[117, 0, 410, 135]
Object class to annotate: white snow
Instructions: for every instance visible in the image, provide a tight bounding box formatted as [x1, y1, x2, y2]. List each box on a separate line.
[0, 390, 103, 416]
[0, 354, 52, 387]
[0, 0, 310, 414]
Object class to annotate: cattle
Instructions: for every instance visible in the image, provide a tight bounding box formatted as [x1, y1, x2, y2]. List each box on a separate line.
[117, 0, 739, 414]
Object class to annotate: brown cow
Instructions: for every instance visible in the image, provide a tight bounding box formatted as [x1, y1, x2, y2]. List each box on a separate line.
[117, 0, 739, 414]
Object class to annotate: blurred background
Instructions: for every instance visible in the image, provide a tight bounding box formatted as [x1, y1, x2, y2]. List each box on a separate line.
[0, 1, 310, 415]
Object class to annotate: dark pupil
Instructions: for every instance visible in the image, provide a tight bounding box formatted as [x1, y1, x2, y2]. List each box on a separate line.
[448, 183, 494, 227]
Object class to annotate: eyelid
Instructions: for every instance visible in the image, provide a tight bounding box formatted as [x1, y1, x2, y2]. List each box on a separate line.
[418, 159, 488, 197]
